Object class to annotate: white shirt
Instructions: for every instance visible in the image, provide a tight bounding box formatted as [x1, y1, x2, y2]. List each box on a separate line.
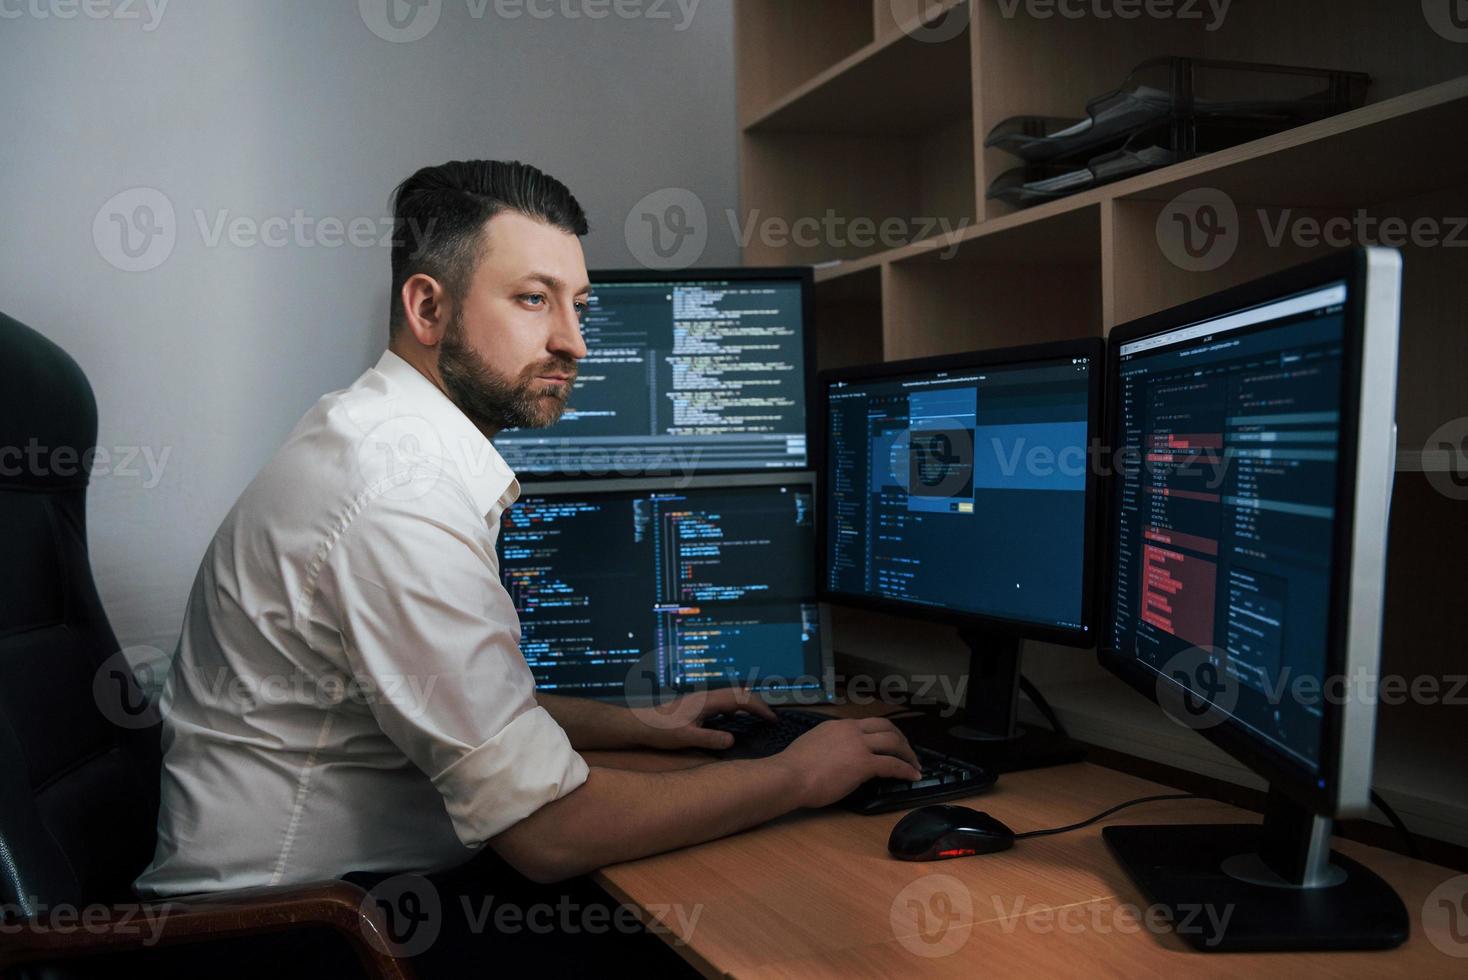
[135, 350, 588, 896]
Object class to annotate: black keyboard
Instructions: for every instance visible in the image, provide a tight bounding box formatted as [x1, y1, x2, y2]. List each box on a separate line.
[705, 709, 997, 815]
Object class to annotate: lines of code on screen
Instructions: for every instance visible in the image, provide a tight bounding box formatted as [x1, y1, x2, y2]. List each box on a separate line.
[500, 483, 824, 696]
[494, 277, 809, 475]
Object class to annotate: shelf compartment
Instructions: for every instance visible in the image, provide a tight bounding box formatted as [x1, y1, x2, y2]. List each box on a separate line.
[811, 265, 885, 372]
[746, 1, 972, 135]
[734, 0, 874, 128]
[973, 0, 1468, 220]
[882, 203, 1103, 361]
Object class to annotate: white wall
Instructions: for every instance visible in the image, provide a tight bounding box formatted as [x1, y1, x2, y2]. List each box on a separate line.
[0, 0, 739, 653]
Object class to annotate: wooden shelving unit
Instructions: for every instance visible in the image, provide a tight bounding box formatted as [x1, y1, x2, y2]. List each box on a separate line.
[735, 0, 1468, 844]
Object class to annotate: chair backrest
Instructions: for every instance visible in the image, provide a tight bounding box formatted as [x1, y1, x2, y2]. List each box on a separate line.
[0, 312, 161, 915]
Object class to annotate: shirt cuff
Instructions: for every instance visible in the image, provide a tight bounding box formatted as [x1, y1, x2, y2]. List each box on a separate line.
[430, 705, 589, 847]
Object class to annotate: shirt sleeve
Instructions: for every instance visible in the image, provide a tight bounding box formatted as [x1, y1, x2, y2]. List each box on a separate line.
[313, 480, 588, 847]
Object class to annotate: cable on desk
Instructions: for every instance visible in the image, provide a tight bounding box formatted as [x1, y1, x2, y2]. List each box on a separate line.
[1370, 789, 1420, 860]
[1014, 793, 1199, 840]
[1018, 674, 1068, 738]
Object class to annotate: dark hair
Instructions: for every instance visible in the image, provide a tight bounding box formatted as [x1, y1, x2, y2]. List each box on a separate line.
[388, 160, 589, 335]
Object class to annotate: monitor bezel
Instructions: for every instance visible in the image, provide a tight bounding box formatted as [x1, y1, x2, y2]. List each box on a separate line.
[1098, 247, 1399, 818]
[505, 266, 817, 482]
[503, 471, 836, 704]
[814, 337, 1106, 648]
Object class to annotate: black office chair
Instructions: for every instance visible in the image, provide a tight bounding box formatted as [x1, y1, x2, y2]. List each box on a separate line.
[0, 312, 413, 980]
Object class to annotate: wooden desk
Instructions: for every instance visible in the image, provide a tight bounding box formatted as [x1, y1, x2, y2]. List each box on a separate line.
[594, 761, 1464, 978]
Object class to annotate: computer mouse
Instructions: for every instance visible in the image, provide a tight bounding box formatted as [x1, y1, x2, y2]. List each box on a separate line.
[887, 804, 1016, 861]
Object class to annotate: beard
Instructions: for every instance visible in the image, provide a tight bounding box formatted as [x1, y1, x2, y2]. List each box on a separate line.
[438, 312, 577, 432]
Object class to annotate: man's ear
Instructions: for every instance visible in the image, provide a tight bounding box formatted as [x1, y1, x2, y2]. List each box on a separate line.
[398, 273, 452, 348]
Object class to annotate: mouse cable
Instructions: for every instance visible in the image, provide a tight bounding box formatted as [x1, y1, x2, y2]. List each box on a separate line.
[1018, 675, 1068, 738]
[1370, 789, 1420, 860]
[1013, 794, 1199, 840]
[1013, 790, 1422, 858]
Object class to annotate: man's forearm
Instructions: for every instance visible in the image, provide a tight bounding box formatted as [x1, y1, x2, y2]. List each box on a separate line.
[536, 693, 648, 750]
[492, 759, 801, 883]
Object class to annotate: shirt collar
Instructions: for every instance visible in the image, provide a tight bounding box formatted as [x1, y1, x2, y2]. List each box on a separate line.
[371, 349, 520, 518]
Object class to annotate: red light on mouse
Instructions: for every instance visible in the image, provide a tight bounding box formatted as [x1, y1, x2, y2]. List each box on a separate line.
[937, 848, 977, 858]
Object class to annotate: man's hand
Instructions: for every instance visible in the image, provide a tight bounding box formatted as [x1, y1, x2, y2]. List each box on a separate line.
[628, 687, 778, 751]
[775, 717, 923, 808]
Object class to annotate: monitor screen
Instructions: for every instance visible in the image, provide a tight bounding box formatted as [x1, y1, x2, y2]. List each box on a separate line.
[493, 270, 811, 477]
[499, 477, 828, 699]
[821, 344, 1098, 635]
[1108, 281, 1351, 773]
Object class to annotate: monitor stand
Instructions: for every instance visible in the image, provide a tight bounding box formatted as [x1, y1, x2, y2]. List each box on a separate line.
[1103, 787, 1408, 951]
[905, 627, 1084, 773]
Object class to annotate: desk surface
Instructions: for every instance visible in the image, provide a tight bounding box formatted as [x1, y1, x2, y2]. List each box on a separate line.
[594, 752, 1464, 978]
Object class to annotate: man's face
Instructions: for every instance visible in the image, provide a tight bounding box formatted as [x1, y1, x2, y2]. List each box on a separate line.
[438, 211, 590, 434]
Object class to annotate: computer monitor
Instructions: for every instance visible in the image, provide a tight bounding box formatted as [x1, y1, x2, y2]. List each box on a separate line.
[1100, 247, 1406, 951]
[817, 338, 1104, 771]
[499, 474, 833, 702]
[493, 268, 814, 478]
